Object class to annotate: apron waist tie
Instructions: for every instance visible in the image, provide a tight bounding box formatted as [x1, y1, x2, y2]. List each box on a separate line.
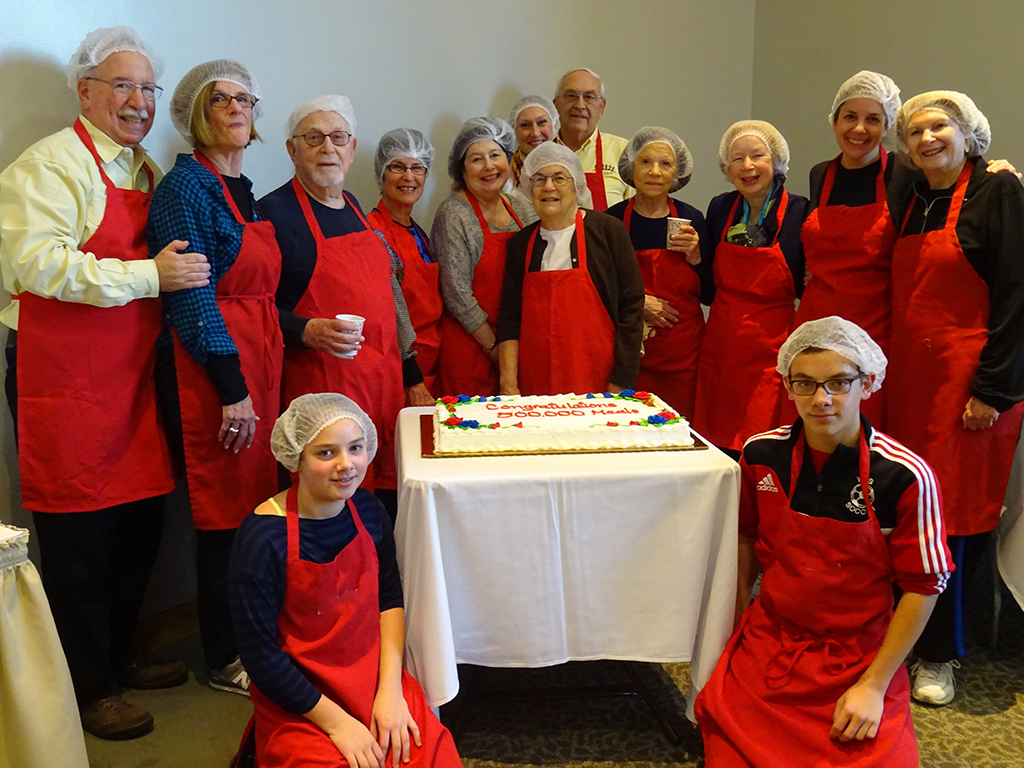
[764, 634, 851, 690]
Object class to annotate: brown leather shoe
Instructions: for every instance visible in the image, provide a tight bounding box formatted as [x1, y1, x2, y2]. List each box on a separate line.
[80, 694, 154, 740]
[118, 658, 189, 689]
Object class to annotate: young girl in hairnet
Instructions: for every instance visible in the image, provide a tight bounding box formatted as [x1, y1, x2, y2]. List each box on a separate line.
[695, 317, 952, 767]
[229, 393, 460, 768]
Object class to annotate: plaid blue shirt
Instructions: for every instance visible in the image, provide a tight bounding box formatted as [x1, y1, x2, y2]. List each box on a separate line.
[147, 153, 259, 363]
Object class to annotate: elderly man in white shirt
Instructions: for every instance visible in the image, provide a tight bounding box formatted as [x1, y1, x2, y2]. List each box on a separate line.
[552, 67, 633, 211]
[0, 26, 209, 740]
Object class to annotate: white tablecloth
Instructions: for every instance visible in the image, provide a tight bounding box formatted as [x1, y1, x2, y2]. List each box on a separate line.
[394, 407, 739, 722]
[998, 425, 1024, 610]
[0, 525, 88, 768]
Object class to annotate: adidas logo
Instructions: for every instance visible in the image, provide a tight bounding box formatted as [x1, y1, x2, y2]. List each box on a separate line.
[756, 473, 779, 493]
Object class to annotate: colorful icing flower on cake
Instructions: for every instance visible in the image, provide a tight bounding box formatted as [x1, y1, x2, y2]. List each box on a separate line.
[440, 396, 458, 404]
[606, 421, 618, 427]
[444, 417, 461, 426]
[647, 415, 666, 425]
[620, 389, 636, 398]
[633, 390, 650, 399]
[462, 420, 479, 428]
[629, 420, 640, 426]
[456, 395, 472, 403]
[489, 422, 501, 429]
[514, 422, 524, 428]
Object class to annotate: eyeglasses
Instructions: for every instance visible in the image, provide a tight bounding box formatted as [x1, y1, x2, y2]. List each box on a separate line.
[385, 162, 428, 177]
[528, 172, 573, 188]
[787, 374, 866, 397]
[559, 89, 602, 106]
[85, 77, 163, 101]
[210, 92, 258, 110]
[293, 130, 352, 148]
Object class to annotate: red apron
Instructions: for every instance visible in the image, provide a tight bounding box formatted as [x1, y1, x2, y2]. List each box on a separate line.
[888, 161, 1024, 536]
[517, 211, 615, 395]
[437, 192, 523, 397]
[696, 428, 919, 767]
[249, 487, 461, 768]
[172, 152, 283, 530]
[281, 179, 403, 491]
[584, 131, 609, 211]
[622, 199, 704, 417]
[794, 152, 897, 430]
[693, 191, 796, 451]
[16, 118, 173, 512]
[368, 204, 442, 393]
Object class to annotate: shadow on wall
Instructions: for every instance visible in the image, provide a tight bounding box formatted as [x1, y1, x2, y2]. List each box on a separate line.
[0, 54, 76, 556]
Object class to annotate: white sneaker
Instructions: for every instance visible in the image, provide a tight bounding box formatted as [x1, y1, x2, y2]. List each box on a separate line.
[910, 659, 959, 705]
[208, 657, 250, 697]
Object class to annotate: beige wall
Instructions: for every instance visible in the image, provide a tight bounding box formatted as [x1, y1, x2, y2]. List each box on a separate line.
[752, 0, 1024, 197]
[0, 0, 754, 610]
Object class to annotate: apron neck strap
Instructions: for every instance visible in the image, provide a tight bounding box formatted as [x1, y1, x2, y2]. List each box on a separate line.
[789, 423, 875, 521]
[525, 209, 586, 272]
[194, 150, 246, 224]
[74, 117, 154, 192]
[466, 189, 523, 231]
[292, 177, 369, 241]
[722, 188, 789, 244]
[285, 484, 300, 562]
[821, 151, 888, 206]
[898, 159, 974, 235]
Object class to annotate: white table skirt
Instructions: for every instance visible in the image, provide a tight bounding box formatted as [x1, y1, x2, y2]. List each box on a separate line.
[998, 425, 1024, 610]
[394, 407, 739, 722]
[0, 525, 88, 768]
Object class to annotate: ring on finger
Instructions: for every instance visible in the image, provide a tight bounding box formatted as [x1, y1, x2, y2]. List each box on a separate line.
[228, 426, 240, 433]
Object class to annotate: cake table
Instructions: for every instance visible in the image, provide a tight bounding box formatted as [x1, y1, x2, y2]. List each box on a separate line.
[394, 406, 740, 723]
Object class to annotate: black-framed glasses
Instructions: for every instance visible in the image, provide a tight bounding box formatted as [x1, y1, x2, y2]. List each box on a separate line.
[85, 77, 163, 101]
[528, 172, 573, 188]
[787, 374, 866, 397]
[559, 89, 602, 106]
[293, 130, 352, 148]
[210, 92, 258, 110]
[385, 162, 428, 177]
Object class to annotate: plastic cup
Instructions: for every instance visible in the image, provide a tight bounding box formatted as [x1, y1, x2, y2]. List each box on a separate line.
[335, 314, 365, 360]
[666, 217, 692, 248]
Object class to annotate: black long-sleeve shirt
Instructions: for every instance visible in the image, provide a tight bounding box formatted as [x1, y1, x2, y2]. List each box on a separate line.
[889, 158, 1024, 411]
[496, 210, 645, 388]
[704, 180, 809, 300]
[604, 197, 716, 306]
[229, 489, 402, 715]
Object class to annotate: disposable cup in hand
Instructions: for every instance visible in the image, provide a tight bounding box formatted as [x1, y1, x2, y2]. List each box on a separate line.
[336, 314, 365, 359]
[666, 217, 692, 248]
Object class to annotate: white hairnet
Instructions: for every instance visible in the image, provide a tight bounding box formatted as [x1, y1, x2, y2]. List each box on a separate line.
[718, 120, 790, 179]
[777, 316, 887, 392]
[518, 141, 587, 202]
[272, 393, 378, 472]
[374, 128, 435, 188]
[286, 95, 357, 139]
[169, 59, 262, 142]
[829, 71, 901, 130]
[66, 26, 164, 90]
[618, 126, 694, 193]
[508, 95, 560, 140]
[447, 117, 515, 181]
[895, 90, 991, 158]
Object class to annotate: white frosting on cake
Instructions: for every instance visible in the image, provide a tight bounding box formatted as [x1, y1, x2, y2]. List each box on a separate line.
[433, 392, 693, 455]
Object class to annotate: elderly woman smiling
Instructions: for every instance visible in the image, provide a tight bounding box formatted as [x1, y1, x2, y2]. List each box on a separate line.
[692, 120, 808, 453]
[430, 117, 532, 396]
[887, 91, 1024, 707]
[367, 129, 441, 397]
[148, 59, 283, 695]
[607, 127, 714, 416]
[496, 142, 643, 396]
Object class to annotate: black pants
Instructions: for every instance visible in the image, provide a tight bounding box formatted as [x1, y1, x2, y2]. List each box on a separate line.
[196, 528, 239, 670]
[914, 532, 988, 662]
[32, 498, 165, 705]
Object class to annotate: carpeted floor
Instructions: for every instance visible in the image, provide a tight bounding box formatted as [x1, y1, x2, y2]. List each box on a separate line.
[86, 570, 1024, 768]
